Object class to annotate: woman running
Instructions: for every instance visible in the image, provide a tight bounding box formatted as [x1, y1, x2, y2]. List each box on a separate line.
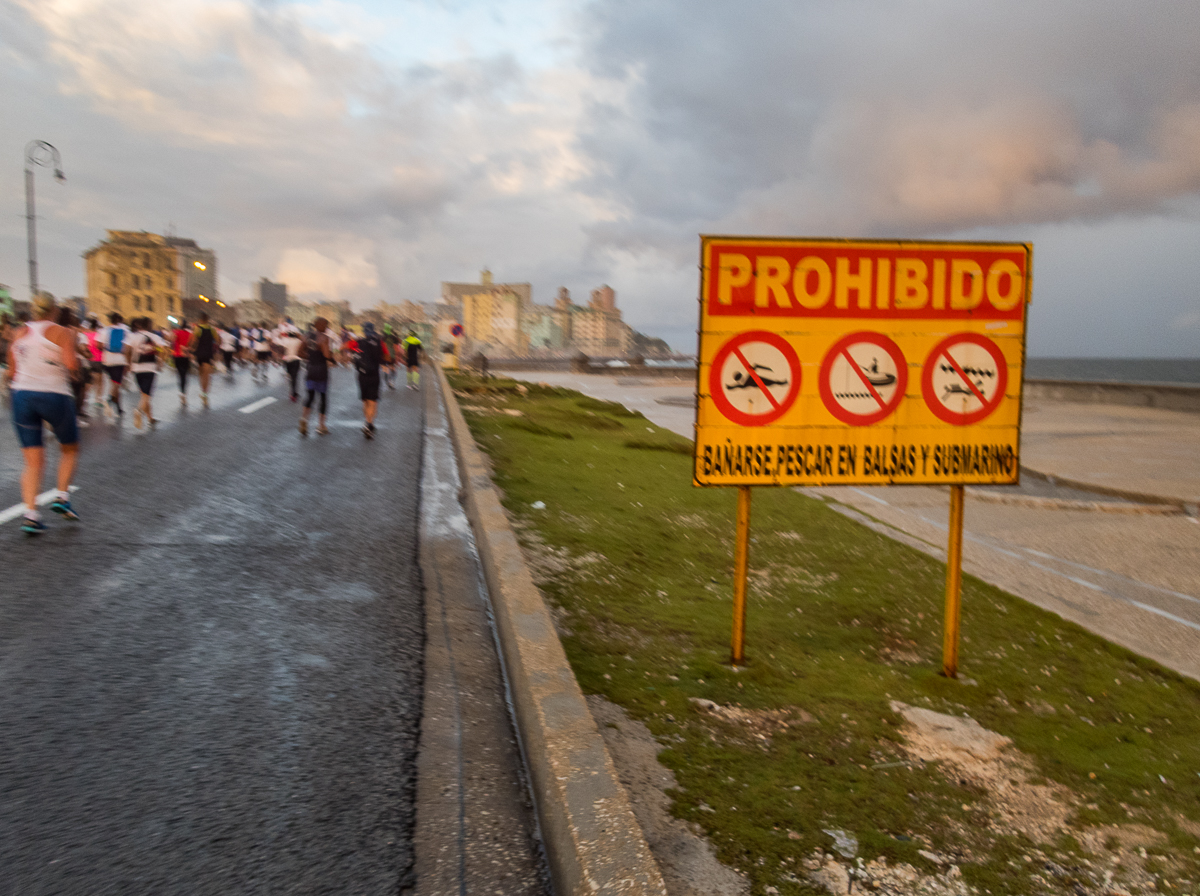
[79, 317, 105, 416]
[188, 312, 218, 407]
[171, 318, 193, 406]
[125, 317, 163, 429]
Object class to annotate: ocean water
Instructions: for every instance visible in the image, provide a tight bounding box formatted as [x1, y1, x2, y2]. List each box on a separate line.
[1026, 358, 1200, 385]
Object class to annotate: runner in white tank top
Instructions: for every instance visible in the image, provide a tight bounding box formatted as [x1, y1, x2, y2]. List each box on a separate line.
[4, 295, 82, 533]
[11, 320, 74, 396]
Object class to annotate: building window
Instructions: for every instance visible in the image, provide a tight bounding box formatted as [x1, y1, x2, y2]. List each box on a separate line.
[109, 273, 117, 287]
[147, 296, 154, 312]
[133, 295, 141, 310]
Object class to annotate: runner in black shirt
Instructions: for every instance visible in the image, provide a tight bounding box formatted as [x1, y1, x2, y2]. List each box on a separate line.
[351, 322, 384, 439]
[188, 312, 218, 408]
[298, 317, 334, 436]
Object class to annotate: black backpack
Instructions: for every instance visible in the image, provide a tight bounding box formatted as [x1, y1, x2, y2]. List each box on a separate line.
[354, 334, 383, 373]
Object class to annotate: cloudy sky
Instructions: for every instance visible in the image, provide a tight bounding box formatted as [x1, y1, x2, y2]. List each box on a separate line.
[2, 0, 1199, 356]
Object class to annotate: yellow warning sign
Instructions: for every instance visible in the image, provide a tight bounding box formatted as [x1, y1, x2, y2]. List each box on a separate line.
[694, 236, 1032, 487]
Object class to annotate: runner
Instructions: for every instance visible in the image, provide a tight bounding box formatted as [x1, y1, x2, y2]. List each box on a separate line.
[351, 322, 384, 438]
[251, 322, 272, 381]
[170, 318, 192, 405]
[80, 317, 105, 415]
[125, 317, 164, 429]
[381, 323, 399, 390]
[277, 325, 304, 402]
[403, 329, 423, 390]
[56, 306, 88, 426]
[98, 312, 131, 417]
[189, 312, 218, 408]
[298, 318, 335, 436]
[4, 294, 82, 534]
[218, 325, 236, 376]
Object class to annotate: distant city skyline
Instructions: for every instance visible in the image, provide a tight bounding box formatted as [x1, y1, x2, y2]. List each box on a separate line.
[2, 0, 1199, 357]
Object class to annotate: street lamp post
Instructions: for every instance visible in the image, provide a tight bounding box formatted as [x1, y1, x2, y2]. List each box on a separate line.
[25, 140, 66, 298]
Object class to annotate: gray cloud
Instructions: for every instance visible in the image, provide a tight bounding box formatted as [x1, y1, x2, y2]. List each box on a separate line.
[1, 0, 1198, 356]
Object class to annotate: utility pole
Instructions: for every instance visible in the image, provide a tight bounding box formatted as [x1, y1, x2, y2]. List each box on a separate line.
[24, 140, 66, 298]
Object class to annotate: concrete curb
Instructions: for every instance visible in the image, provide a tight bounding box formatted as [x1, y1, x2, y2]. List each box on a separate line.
[1019, 467, 1195, 515]
[967, 489, 1185, 515]
[436, 365, 668, 896]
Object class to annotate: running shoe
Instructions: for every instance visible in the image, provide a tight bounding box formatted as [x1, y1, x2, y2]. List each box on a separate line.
[317, 424, 330, 436]
[201, 393, 209, 408]
[50, 499, 80, 521]
[299, 417, 308, 436]
[180, 394, 187, 406]
[21, 516, 48, 535]
[362, 423, 373, 439]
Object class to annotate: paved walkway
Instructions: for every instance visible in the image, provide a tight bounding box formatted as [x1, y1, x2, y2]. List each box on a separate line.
[1020, 399, 1200, 506]
[503, 371, 1200, 681]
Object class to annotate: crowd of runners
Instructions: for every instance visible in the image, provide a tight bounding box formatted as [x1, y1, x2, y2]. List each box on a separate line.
[2, 296, 423, 535]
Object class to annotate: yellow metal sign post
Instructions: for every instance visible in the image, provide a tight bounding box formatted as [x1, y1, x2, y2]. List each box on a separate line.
[694, 236, 1032, 673]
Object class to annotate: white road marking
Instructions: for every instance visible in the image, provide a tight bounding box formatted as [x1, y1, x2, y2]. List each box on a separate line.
[239, 397, 277, 414]
[0, 486, 80, 524]
[849, 488, 890, 506]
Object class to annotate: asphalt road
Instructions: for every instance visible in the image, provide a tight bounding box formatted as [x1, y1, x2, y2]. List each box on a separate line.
[0, 367, 426, 894]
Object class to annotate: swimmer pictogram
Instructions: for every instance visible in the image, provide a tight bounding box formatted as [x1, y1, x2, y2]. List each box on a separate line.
[708, 331, 801, 426]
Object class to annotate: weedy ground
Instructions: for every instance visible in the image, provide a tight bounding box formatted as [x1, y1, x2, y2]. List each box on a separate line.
[449, 371, 1200, 896]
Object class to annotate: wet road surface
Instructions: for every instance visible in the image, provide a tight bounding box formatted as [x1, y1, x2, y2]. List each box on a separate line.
[1, 368, 425, 894]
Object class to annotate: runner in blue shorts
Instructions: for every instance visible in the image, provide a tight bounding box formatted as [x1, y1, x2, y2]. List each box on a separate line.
[4, 294, 82, 534]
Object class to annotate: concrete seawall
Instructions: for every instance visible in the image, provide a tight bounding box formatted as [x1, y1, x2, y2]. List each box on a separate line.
[1023, 379, 1200, 413]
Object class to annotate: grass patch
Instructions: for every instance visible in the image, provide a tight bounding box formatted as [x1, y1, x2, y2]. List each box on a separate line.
[450, 371, 1200, 896]
[623, 438, 694, 455]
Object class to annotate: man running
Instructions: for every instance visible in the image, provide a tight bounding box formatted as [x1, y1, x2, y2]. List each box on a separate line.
[98, 312, 131, 417]
[402, 329, 422, 390]
[381, 323, 399, 390]
[298, 317, 335, 436]
[4, 294, 82, 534]
[189, 312, 218, 407]
[351, 322, 384, 438]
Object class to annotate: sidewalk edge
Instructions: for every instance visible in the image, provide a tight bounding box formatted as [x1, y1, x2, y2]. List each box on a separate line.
[436, 365, 668, 896]
[1020, 466, 1195, 515]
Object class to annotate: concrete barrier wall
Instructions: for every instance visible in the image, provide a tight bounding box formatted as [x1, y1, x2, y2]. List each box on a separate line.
[1025, 379, 1200, 413]
[437, 366, 668, 896]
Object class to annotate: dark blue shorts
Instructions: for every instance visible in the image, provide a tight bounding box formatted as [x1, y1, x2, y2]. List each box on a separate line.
[12, 391, 79, 449]
[305, 379, 328, 394]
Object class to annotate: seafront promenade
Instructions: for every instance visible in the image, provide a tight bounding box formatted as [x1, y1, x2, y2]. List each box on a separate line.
[503, 370, 1200, 682]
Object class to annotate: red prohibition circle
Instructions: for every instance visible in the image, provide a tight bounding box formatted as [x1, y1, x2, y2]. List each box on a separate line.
[818, 331, 909, 426]
[708, 330, 802, 426]
[921, 332, 1009, 425]
[450, 323, 464, 337]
